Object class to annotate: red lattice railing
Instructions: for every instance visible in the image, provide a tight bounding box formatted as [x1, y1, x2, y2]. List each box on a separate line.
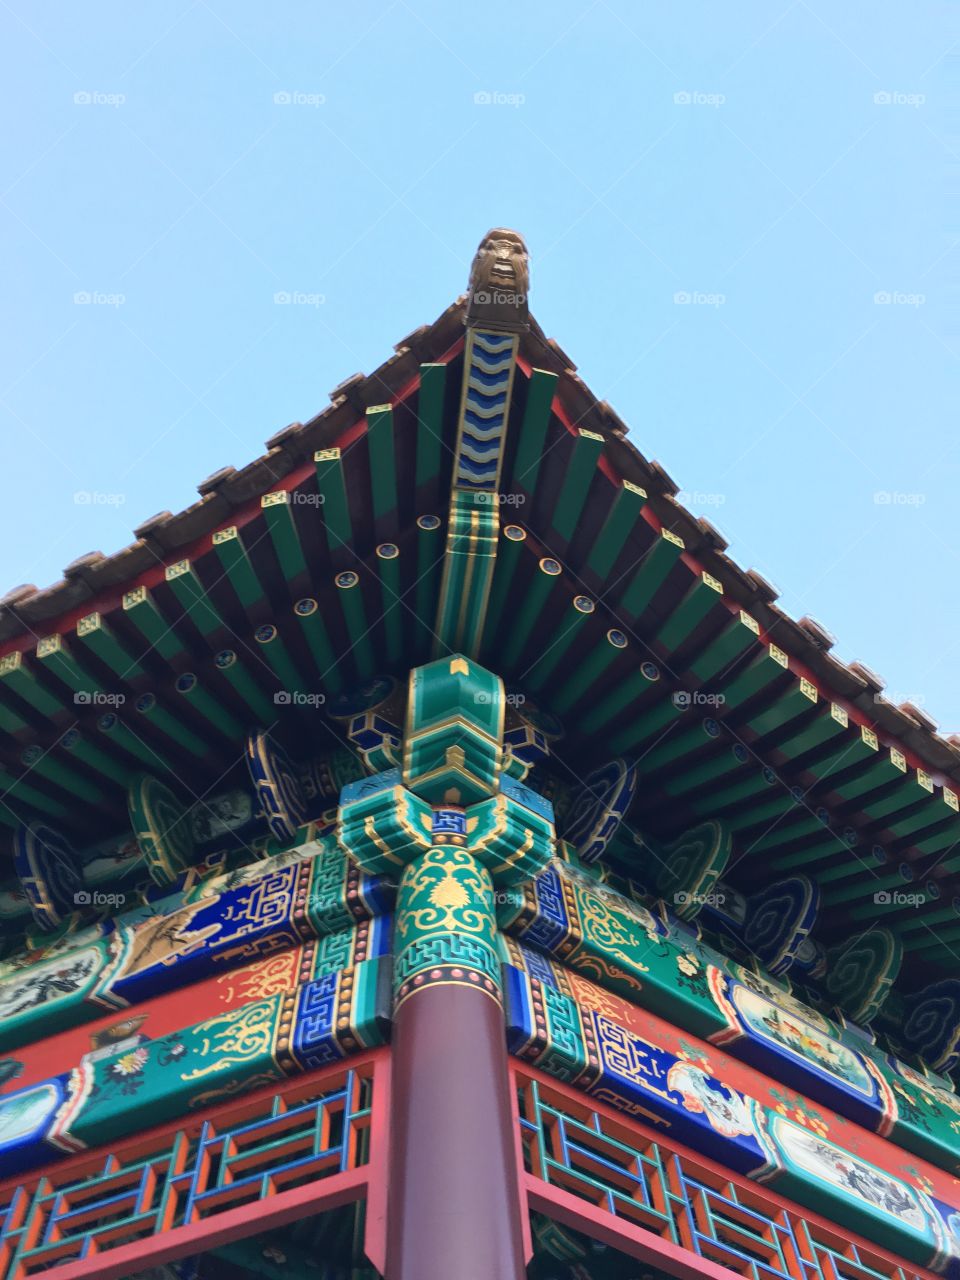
[0, 1048, 390, 1280]
[513, 1062, 939, 1280]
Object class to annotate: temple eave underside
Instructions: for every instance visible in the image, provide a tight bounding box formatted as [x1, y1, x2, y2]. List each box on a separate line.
[1, 232, 959, 1280]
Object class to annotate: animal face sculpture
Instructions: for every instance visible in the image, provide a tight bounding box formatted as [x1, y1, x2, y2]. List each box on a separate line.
[466, 228, 530, 332]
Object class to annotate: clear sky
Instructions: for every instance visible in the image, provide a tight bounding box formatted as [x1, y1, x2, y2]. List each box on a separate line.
[1, 3, 957, 725]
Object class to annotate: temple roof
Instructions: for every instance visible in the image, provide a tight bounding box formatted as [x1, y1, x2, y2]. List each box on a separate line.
[1, 261, 958, 988]
[2, 296, 955, 772]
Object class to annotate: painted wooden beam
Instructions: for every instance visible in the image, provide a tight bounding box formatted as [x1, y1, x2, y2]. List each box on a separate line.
[652, 570, 725, 653]
[96, 710, 178, 775]
[415, 514, 444, 655]
[433, 491, 498, 658]
[133, 691, 212, 757]
[76, 611, 145, 682]
[415, 363, 446, 491]
[60, 726, 132, 787]
[253, 624, 309, 700]
[261, 491, 309, 580]
[482, 524, 527, 645]
[501, 556, 564, 669]
[0, 766, 70, 821]
[334, 570, 375, 678]
[211, 648, 277, 724]
[0, 650, 67, 719]
[585, 480, 648, 581]
[122, 585, 188, 663]
[19, 743, 110, 804]
[175, 671, 244, 741]
[213, 526, 267, 611]
[375, 541, 404, 665]
[617, 528, 685, 621]
[293, 598, 342, 694]
[367, 405, 398, 523]
[551, 428, 604, 544]
[551, 627, 629, 715]
[165, 559, 225, 637]
[511, 369, 557, 494]
[314, 447, 353, 554]
[524, 594, 595, 691]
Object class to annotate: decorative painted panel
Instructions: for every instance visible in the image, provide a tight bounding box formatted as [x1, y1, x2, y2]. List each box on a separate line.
[518, 1068, 931, 1280]
[1, 918, 392, 1095]
[506, 968, 960, 1274]
[501, 860, 960, 1179]
[0, 956, 391, 1176]
[0, 1057, 382, 1280]
[502, 937, 960, 1210]
[0, 839, 394, 1056]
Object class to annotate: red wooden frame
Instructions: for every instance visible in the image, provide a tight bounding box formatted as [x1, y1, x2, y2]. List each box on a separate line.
[512, 1059, 942, 1280]
[0, 1048, 391, 1280]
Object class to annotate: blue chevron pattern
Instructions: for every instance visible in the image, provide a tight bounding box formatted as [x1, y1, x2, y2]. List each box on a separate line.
[455, 329, 517, 489]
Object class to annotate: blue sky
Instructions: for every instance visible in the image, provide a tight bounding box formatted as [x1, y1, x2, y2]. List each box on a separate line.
[1, 3, 957, 726]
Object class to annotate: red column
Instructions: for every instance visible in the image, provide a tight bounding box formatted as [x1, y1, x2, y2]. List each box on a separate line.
[385, 982, 526, 1279]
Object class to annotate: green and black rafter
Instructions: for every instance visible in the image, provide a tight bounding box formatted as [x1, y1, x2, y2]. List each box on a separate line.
[434, 231, 530, 657]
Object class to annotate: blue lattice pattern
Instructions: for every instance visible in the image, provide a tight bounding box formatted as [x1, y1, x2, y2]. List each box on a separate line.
[518, 1073, 925, 1280]
[0, 1063, 374, 1279]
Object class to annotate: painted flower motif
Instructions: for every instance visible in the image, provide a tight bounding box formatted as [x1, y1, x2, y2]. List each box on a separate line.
[111, 1047, 148, 1077]
[677, 1042, 711, 1073]
[158, 1041, 186, 1066]
[677, 953, 700, 977]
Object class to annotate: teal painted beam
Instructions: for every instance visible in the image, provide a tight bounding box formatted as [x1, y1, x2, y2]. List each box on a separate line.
[252, 625, 310, 701]
[367, 405, 398, 522]
[175, 672, 244, 741]
[0, 767, 70, 821]
[585, 480, 648, 580]
[710, 643, 791, 712]
[687, 609, 760, 685]
[416, 364, 446, 490]
[502, 556, 563, 669]
[165, 559, 225, 637]
[76, 611, 145, 683]
[19, 743, 110, 805]
[551, 628, 629, 715]
[653, 571, 725, 654]
[663, 744, 750, 797]
[96, 711, 178, 775]
[314, 448, 353, 553]
[334, 571, 375, 678]
[292, 599, 342, 694]
[60, 727, 132, 786]
[122, 585, 188, 663]
[551, 429, 604, 543]
[0, 651, 63, 719]
[261, 492, 309, 580]
[482, 524, 527, 645]
[211, 650, 277, 725]
[375, 542, 404, 665]
[618, 529, 685, 620]
[213, 526, 267, 611]
[415, 514, 444, 655]
[511, 369, 557, 493]
[524, 594, 595, 692]
[134, 691, 213, 757]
